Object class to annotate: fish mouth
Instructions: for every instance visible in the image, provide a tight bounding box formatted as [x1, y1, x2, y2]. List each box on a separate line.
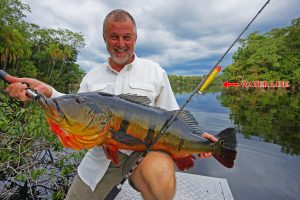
[38, 97, 65, 121]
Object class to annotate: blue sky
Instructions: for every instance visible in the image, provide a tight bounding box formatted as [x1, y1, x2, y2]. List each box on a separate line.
[22, 0, 300, 75]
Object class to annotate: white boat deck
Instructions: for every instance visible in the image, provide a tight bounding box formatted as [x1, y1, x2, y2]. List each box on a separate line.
[115, 172, 234, 200]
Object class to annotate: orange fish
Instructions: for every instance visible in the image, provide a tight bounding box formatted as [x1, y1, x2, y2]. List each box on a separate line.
[39, 92, 237, 170]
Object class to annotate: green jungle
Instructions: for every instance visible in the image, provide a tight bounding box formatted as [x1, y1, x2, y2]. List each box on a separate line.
[0, 0, 299, 199]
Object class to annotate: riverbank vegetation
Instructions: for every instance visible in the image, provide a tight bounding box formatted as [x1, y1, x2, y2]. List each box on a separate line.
[0, 0, 85, 93]
[222, 17, 300, 91]
[0, 0, 85, 198]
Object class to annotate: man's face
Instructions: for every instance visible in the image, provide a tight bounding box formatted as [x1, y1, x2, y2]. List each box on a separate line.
[104, 18, 137, 67]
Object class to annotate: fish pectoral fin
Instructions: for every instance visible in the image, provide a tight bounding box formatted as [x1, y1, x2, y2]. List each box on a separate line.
[103, 145, 120, 166]
[172, 155, 196, 171]
[111, 129, 146, 146]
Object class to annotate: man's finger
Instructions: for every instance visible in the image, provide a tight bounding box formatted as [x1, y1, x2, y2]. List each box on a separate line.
[4, 75, 25, 84]
[19, 90, 30, 101]
[201, 132, 218, 142]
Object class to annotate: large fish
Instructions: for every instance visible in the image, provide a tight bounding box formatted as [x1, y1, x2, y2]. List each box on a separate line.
[38, 92, 237, 170]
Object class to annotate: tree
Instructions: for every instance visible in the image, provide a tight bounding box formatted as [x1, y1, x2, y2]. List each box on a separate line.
[222, 17, 300, 89]
[46, 42, 63, 81]
[0, 28, 31, 71]
[0, 0, 30, 26]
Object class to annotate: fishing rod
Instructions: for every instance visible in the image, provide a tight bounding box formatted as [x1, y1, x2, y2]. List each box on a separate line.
[148, 0, 271, 149]
[105, 0, 271, 199]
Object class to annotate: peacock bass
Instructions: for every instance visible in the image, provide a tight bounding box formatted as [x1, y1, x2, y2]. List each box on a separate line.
[38, 92, 237, 170]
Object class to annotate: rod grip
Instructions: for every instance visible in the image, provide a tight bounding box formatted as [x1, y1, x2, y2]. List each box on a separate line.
[104, 186, 121, 200]
[0, 70, 10, 84]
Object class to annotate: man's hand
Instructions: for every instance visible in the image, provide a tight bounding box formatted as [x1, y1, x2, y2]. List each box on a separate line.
[5, 75, 52, 101]
[198, 132, 218, 158]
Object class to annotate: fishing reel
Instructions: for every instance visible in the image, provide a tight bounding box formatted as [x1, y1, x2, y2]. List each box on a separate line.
[22, 82, 46, 101]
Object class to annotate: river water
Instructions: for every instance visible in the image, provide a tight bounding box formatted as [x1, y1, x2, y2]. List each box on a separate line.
[175, 92, 300, 200]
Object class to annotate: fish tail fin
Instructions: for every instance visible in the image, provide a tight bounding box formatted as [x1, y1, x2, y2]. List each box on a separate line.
[213, 128, 237, 168]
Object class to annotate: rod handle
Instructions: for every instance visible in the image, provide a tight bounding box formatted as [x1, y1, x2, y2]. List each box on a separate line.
[199, 66, 221, 92]
[0, 70, 10, 84]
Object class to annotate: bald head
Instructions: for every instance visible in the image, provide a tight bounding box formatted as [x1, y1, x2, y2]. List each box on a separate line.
[103, 9, 137, 36]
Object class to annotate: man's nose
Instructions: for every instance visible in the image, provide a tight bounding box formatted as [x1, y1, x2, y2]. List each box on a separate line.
[116, 38, 125, 47]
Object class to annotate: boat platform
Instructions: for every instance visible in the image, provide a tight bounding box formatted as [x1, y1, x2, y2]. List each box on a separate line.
[115, 172, 234, 200]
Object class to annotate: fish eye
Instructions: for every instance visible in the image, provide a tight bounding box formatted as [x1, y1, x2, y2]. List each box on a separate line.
[220, 140, 224, 146]
[76, 96, 85, 104]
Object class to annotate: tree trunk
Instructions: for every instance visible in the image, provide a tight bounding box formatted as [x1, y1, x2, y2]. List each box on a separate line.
[48, 60, 56, 81]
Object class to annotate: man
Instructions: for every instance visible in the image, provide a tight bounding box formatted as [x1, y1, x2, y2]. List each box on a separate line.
[6, 9, 217, 200]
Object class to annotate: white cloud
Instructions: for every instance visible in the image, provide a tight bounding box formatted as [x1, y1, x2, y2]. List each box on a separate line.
[22, 0, 300, 74]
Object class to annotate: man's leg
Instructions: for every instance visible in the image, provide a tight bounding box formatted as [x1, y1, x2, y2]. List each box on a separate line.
[65, 151, 176, 200]
[130, 151, 176, 200]
[65, 152, 130, 200]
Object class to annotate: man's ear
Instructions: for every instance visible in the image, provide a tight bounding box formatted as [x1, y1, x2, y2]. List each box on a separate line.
[134, 33, 137, 42]
[103, 34, 106, 42]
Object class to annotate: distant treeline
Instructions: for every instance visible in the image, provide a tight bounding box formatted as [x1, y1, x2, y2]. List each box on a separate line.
[168, 75, 202, 93]
[0, 0, 86, 93]
[168, 74, 224, 94]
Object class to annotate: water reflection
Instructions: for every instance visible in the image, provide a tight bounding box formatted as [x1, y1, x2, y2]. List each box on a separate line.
[177, 89, 300, 155]
[176, 90, 300, 200]
[218, 89, 300, 155]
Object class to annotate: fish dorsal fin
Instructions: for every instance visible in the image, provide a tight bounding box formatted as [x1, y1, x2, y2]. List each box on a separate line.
[119, 93, 151, 106]
[176, 110, 203, 134]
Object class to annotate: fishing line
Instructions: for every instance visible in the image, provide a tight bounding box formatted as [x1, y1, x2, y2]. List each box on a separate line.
[149, 0, 271, 155]
[105, 0, 271, 199]
[192, 92, 200, 103]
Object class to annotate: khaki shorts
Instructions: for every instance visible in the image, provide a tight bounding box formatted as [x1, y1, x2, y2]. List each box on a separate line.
[65, 151, 143, 200]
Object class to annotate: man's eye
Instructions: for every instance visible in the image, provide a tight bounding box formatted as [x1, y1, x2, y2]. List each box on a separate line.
[111, 36, 118, 40]
[124, 36, 131, 41]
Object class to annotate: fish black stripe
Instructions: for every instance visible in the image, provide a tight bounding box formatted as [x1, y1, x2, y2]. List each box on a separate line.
[119, 119, 129, 133]
[178, 138, 185, 151]
[144, 128, 155, 147]
[111, 119, 146, 146]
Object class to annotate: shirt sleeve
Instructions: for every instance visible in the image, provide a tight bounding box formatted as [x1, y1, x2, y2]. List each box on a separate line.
[50, 86, 65, 98]
[77, 74, 89, 93]
[155, 71, 179, 111]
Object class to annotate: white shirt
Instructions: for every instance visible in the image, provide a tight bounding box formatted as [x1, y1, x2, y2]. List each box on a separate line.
[52, 55, 179, 191]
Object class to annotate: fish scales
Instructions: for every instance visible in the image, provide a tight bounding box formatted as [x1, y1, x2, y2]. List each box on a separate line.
[106, 95, 204, 154]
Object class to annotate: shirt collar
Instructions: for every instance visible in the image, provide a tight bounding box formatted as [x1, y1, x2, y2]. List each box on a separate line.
[106, 54, 138, 74]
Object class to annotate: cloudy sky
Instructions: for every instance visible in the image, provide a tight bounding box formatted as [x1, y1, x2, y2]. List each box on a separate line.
[22, 0, 299, 75]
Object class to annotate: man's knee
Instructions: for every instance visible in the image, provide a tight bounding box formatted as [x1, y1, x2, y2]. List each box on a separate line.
[131, 152, 176, 199]
[142, 151, 175, 179]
